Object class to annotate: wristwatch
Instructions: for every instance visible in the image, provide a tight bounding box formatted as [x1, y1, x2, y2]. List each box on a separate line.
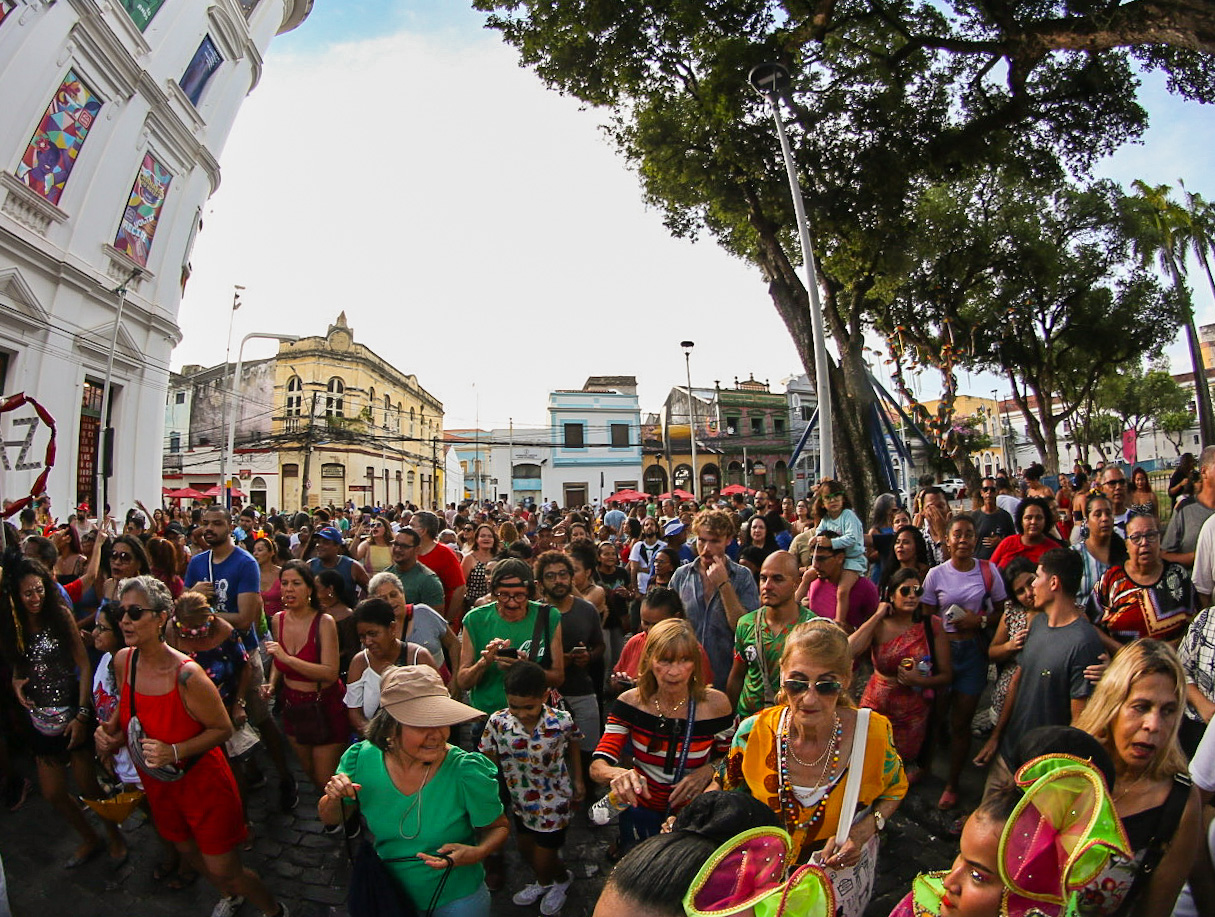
[873, 809, 886, 832]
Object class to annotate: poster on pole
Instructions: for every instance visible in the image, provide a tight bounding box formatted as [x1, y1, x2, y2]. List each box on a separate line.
[114, 152, 172, 266]
[121, 0, 166, 31]
[16, 72, 103, 207]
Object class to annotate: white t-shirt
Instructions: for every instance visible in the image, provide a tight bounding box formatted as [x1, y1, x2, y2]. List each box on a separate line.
[92, 654, 140, 786]
[628, 538, 667, 594]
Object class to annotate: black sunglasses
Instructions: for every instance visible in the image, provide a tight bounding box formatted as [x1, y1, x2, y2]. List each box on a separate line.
[782, 678, 843, 697]
[897, 584, 925, 598]
[111, 551, 135, 562]
[119, 605, 156, 621]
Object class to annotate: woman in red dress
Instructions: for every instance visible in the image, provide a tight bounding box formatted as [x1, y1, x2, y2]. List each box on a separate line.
[96, 574, 285, 917]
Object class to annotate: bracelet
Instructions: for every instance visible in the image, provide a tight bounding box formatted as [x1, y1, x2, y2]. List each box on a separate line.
[172, 743, 179, 764]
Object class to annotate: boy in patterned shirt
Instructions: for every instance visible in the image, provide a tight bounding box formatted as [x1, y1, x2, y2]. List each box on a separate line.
[479, 660, 584, 915]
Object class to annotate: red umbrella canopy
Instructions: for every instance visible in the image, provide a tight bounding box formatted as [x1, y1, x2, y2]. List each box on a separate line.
[202, 485, 245, 498]
[607, 489, 647, 503]
[720, 484, 755, 496]
[165, 487, 207, 499]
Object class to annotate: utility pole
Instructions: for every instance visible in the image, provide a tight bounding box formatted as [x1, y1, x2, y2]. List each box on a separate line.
[432, 436, 439, 509]
[299, 391, 318, 510]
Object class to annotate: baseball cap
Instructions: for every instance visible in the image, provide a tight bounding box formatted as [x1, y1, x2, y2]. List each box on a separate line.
[315, 526, 344, 543]
[663, 519, 686, 537]
[379, 666, 483, 728]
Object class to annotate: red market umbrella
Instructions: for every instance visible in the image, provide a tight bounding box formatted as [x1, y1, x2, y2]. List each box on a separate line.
[658, 489, 695, 502]
[165, 487, 207, 500]
[202, 485, 245, 499]
[606, 489, 647, 503]
[720, 484, 755, 496]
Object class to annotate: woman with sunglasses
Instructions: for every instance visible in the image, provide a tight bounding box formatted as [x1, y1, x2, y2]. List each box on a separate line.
[96, 576, 287, 917]
[353, 516, 393, 577]
[849, 569, 952, 784]
[1093, 512, 1194, 656]
[0, 555, 127, 868]
[461, 523, 498, 609]
[98, 535, 151, 608]
[724, 619, 906, 913]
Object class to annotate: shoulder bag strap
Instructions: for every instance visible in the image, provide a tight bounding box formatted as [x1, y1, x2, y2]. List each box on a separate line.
[1114, 772, 1193, 915]
[528, 603, 551, 666]
[753, 611, 776, 707]
[834, 707, 872, 846]
[664, 696, 698, 816]
[126, 648, 140, 719]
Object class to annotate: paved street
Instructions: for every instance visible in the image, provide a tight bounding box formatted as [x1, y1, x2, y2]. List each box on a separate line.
[0, 734, 979, 917]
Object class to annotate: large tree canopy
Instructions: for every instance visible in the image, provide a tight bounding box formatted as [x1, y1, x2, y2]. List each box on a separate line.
[473, 0, 1213, 506]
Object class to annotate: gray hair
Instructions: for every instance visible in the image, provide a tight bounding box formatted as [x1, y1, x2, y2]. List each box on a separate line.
[412, 511, 440, 539]
[364, 706, 400, 751]
[117, 574, 174, 613]
[367, 571, 404, 596]
[1200, 445, 1215, 472]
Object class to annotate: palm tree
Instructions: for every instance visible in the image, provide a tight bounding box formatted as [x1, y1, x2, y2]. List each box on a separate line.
[1123, 181, 1214, 447]
[1180, 180, 1215, 311]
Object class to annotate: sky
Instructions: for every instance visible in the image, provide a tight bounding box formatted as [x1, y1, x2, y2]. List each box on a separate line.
[172, 0, 1215, 432]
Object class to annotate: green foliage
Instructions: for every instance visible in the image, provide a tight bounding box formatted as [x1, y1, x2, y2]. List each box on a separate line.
[1096, 363, 1190, 440]
[1159, 408, 1198, 455]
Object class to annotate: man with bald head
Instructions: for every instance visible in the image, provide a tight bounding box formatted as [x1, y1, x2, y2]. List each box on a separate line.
[726, 551, 817, 717]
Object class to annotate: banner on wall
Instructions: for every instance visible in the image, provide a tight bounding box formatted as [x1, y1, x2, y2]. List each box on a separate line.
[1122, 429, 1138, 465]
[15, 72, 103, 207]
[0, 1, 14, 28]
[121, 0, 166, 31]
[114, 153, 172, 267]
[180, 37, 223, 106]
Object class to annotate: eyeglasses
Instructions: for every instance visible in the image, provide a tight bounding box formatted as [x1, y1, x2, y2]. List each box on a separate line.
[980, 486, 996, 493]
[111, 552, 135, 562]
[463, 526, 474, 532]
[542, 571, 571, 581]
[782, 678, 843, 697]
[1102, 479, 1127, 488]
[1126, 531, 1161, 545]
[119, 605, 156, 621]
[494, 591, 529, 605]
[897, 585, 925, 598]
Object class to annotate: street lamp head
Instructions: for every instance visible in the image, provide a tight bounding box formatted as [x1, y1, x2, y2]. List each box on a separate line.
[748, 62, 791, 99]
[680, 340, 695, 351]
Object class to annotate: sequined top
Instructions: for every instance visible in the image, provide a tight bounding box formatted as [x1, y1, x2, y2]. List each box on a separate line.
[25, 627, 77, 707]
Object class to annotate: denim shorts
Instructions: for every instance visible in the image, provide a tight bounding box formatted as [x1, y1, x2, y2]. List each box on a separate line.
[432, 884, 491, 917]
[948, 637, 987, 696]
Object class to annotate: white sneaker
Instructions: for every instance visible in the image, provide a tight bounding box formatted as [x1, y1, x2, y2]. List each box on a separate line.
[540, 877, 572, 915]
[512, 882, 552, 906]
[210, 896, 245, 917]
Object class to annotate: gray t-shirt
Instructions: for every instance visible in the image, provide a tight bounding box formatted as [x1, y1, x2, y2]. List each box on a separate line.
[1163, 499, 1215, 563]
[557, 597, 604, 697]
[998, 613, 1105, 764]
[975, 508, 1016, 561]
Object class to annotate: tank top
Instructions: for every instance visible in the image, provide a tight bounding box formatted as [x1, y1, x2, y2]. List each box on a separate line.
[119, 655, 209, 746]
[261, 576, 283, 617]
[272, 611, 322, 679]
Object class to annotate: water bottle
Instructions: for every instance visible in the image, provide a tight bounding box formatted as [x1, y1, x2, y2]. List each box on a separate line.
[590, 790, 630, 826]
[915, 656, 932, 678]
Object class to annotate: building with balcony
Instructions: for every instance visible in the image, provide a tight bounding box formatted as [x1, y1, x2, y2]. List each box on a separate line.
[271, 313, 444, 510]
[0, 0, 310, 515]
[644, 376, 793, 498]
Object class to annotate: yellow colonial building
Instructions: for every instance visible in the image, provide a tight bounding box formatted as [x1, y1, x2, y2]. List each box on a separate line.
[918, 394, 1005, 478]
[272, 314, 444, 509]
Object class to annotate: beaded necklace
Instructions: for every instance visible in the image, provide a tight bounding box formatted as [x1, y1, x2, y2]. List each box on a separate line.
[777, 707, 843, 835]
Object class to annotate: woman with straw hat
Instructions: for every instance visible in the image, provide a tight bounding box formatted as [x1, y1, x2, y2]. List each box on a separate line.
[320, 665, 508, 916]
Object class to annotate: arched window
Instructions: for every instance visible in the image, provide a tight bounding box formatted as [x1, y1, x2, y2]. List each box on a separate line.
[326, 377, 344, 417]
[286, 376, 302, 416]
[368, 387, 375, 418]
[396, 401, 402, 433]
[410, 407, 416, 437]
[383, 394, 391, 428]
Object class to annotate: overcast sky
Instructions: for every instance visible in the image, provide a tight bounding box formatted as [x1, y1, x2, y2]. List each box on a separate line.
[172, 0, 1215, 431]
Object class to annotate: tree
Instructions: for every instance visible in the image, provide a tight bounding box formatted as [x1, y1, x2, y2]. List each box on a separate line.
[1159, 408, 1197, 456]
[881, 174, 1178, 474]
[1123, 181, 1215, 446]
[1096, 361, 1189, 460]
[473, 0, 1213, 507]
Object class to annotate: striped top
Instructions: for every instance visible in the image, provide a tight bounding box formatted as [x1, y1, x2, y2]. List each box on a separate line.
[592, 698, 734, 813]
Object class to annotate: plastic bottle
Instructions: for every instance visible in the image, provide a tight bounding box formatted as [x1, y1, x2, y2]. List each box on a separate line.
[590, 790, 630, 826]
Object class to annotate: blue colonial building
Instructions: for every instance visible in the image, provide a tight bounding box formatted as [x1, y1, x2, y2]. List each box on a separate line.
[547, 376, 643, 508]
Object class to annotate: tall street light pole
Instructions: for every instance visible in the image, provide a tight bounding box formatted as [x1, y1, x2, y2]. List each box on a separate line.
[226, 332, 299, 509]
[681, 341, 698, 502]
[749, 62, 834, 481]
[96, 266, 142, 516]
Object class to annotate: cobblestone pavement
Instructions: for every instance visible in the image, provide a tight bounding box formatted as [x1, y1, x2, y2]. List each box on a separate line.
[1, 736, 983, 917]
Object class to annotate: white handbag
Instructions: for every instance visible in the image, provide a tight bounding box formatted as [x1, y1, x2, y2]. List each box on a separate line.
[812, 707, 878, 917]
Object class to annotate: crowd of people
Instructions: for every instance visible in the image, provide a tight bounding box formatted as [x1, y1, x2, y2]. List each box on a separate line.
[2, 466, 1215, 917]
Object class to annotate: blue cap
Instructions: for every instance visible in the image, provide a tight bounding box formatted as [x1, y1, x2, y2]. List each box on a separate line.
[316, 526, 344, 543]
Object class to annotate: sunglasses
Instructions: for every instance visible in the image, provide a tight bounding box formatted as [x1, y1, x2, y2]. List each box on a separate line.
[897, 584, 925, 598]
[980, 486, 996, 493]
[119, 605, 156, 621]
[781, 678, 843, 697]
[111, 552, 135, 562]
